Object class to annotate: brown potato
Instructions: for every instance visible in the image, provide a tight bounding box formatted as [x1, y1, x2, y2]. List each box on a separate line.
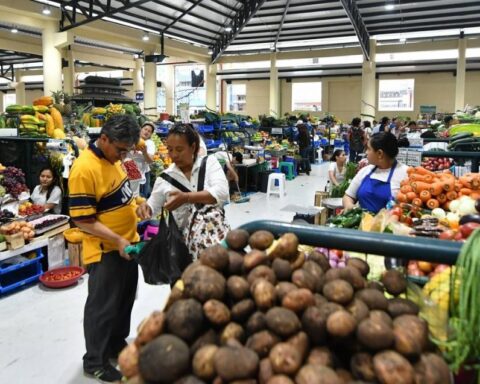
[357, 318, 394, 350]
[381, 269, 407, 296]
[272, 258, 293, 281]
[290, 251, 306, 270]
[135, 311, 165, 346]
[373, 350, 415, 384]
[367, 280, 385, 292]
[183, 264, 226, 303]
[369, 310, 393, 327]
[275, 281, 297, 302]
[246, 311, 267, 335]
[246, 330, 281, 358]
[203, 299, 231, 326]
[287, 331, 309, 361]
[301, 306, 327, 345]
[282, 288, 315, 312]
[220, 322, 245, 344]
[307, 249, 330, 272]
[347, 298, 370, 322]
[295, 364, 342, 384]
[249, 230, 275, 250]
[347, 257, 370, 277]
[166, 299, 205, 342]
[355, 288, 389, 310]
[214, 345, 259, 381]
[231, 299, 256, 323]
[193, 344, 219, 380]
[307, 346, 335, 367]
[227, 275, 250, 302]
[314, 293, 328, 307]
[228, 250, 245, 276]
[387, 298, 419, 318]
[118, 343, 139, 378]
[393, 315, 428, 357]
[302, 260, 325, 292]
[199, 245, 229, 272]
[191, 329, 219, 355]
[291, 268, 316, 291]
[326, 310, 357, 338]
[350, 352, 376, 382]
[266, 375, 294, 384]
[164, 281, 185, 311]
[265, 307, 301, 337]
[268, 233, 299, 260]
[244, 249, 269, 270]
[414, 353, 451, 384]
[269, 342, 302, 375]
[226, 229, 250, 251]
[325, 266, 366, 290]
[174, 376, 206, 384]
[251, 278, 276, 310]
[247, 265, 277, 285]
[323, 279, 354, 304]
[336, 369, 353, 383]
[259, 357, 274, 384]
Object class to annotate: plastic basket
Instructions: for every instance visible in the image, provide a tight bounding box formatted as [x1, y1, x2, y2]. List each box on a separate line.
[197, 124, 214, 134]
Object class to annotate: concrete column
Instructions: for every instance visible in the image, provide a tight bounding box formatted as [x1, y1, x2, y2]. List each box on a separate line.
[133, 58, 144, 93]
[164, 64, 175, 115]
[206, 64, 217, 111]
[361, 39, 377, 122]
[62, 48, 75, 95]
[269, 53, 279, 117]
[144, 57, 157, 118]
[14, 71, 26, 105]
[42, 21, 63, 94]
[322, 80, 329, 114]
[455, 37, 467, 111]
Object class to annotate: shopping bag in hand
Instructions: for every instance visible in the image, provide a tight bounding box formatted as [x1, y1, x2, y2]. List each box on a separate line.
[134, 209, 192, 285]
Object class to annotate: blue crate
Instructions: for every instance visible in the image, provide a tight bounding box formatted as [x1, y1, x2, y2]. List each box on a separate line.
[197, 124, 214, 134]
[0, 253, 44, 295]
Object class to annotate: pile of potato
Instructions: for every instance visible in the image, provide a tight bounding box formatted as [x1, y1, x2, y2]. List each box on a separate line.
[119, 230, 451, 384]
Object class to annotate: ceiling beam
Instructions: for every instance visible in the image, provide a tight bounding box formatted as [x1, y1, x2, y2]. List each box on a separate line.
[0, 64, 14, 81]
[339, 0, 370, 60]
[163, 0, 204, 33]
[273, 0, 291, 51]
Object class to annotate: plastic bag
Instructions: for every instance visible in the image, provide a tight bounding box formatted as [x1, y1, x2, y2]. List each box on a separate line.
[134, 210, 192, 285]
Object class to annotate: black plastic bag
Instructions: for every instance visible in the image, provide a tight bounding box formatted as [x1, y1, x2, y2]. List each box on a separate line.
[134, 210, 191, 285]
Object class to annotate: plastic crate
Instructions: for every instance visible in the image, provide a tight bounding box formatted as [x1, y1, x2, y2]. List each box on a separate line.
[0, 252, 44, 295]
[206, 140, 222, 149]
[197, 124, 214, 134]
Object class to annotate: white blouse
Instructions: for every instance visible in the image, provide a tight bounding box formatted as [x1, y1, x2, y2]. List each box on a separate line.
[31, 185, 63, 214]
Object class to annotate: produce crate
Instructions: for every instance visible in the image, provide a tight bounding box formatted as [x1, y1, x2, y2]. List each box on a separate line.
[0, 250, 43, 295]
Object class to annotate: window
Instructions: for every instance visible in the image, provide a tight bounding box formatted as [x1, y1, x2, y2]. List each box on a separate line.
[378, 79, 414, 111]
[227, 84, 246, 112]
[174, 64, 206, 115]
[291, 82, 322, 111]
[3, 94, 16, 110]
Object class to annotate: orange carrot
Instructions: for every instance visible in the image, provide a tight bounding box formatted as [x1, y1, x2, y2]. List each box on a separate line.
[412, 181, 430, 193]
[396, 192, 407, 203]
[400, 179, 410, 187]
[442, 178, 455, 192]
[426, 199, 440, 209]
[410, 174, 429, 182]
[437, 193, 447, 204]
[423, 174, 434, 183]
[460, 176, 475, 188]
[412, 198, 423, 208]
[400, 184, 413, 194]
[472, 177, 480, 189]
[442, 201, 450, 211]
[419, 190, 431, 202]
[429, 183, 443, 196]
[460, 188, 472, 195]
[446, 191, 458, 201]
[406, 192, 417, 202]
[414, 166, 435, 176]
[454, 182, 462, 192]
[470, 192, 480, 200]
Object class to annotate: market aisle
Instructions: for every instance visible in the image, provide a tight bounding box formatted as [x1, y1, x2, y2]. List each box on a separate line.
[0, 162, 329, 384]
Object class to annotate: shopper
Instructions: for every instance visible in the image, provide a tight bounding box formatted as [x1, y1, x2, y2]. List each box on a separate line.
[69, 114, 140, 383]
[215, 147, 241, 184]
[373, 116, 391, 134]
[129, 121, 155, 198]
[30, 166, 62, 214]
[328, 149, 347, 187]
[363, 121, 372, 139]
[343, 132, 408, 214]
[297, 124, 312, 175]
[136, 123, 229, 235]
[348, 117, 366, 163]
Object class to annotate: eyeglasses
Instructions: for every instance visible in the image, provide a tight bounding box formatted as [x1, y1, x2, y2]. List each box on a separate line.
[110, 140, 133, 155]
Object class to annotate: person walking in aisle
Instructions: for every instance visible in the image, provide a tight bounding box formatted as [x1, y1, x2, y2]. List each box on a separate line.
[297, 123, 312, 175]
[69, 115, 140, 383]
[348, 117, 366, 163]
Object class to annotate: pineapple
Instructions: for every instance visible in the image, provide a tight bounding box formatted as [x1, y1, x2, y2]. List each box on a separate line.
[63, 93, 73, 116]
[52, 90, 65, 114]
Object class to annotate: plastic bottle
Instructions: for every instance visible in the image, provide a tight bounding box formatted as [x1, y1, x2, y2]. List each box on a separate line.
[325, 180, 330, 192]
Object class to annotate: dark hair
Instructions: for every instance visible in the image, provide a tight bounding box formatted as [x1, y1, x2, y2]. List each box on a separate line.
[351, 117, 361, 127]
[444, 115, 453, 124]
[331, 149, 345, 162]
[363, 121, 372, 128]
[408, 121, 417, 127]
[38, 166, 60, 200]
[233, 152, 243, 164]
[168, 123, 200, 161]
[369, 132, 399, 159]
[100, 114, 140, 146]
[381, 116, 390, 125]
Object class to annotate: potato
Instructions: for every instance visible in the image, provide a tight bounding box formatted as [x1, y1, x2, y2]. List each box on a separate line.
[135, 311, 165, 346]
[347, 257, 370, 277]
[203, 299, 231, 326]
[291, 269, 316, 291]
[275, 281, 297, 301]
[295, 365, 342, 384]
[191, 329, 219, 355]
[166, 299, 205, 342]
[325, 266, 366, 290]
[373, 350, 415, 384]
[381, 269, 407, 296]
[287, 331, 309, 361]
[268, 233, 299, 260]
[249, 230, 275, 250]
[393, 315, 428, 357]
[266, 375, 294, 384]
[231, 299, 256, 323]
[387, 298, 419, 318]
[323, 279, 354, 304]
[199, 245, 229, 271]
[326, 310, 357, 338]
[214, 345, 259, 381]
[336, 369, 353, 383]
[369, 310, 393, 327]
[307, 346, 335, 367]
[228, 250, 245, 276]
[226, 229, 250, 251]
[164, 281, 186, 311]
[220, 322, 245, 344]
[414, 353, 451, 384]
[243, 311, 265, 335]
[272, 258, 293, 281]
[174, 376, 206, 384]
[282, 288, 314, 312]
[251, 278, 276, 310]
[118, 343, 139, 378]
[290, 251, 305, 270]
[357, 318, 394, 350]
[347, 299, 370, 322]
[302, 260, 325, 292]
[247, 265, 277, 285]
[308, 250, 330, 272]
[193, 344, 219, 380]
[350, 352, 376, 382]
[314, 293, 328, 307]
[246, 330, 281, 358]
[265, 307, 301, 337]
[367, 280, 385, 292]
[259, 358, 274, 384]
[269, 342, 302, 375]
[227, 275, 250, 302]
[244, 249, 269, 270]
[319, 302, 344, 317]
[355, 288, 389, 310]
[139, 334, 190, 383]
[183, 264, 226, 303]
[301, 306, 327, 345]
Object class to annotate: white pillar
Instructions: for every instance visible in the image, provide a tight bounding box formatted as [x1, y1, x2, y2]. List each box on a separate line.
[62, 48, 75, 95]
[42, 21, 63, 95]
[144, 57, 157, 119]
[361, 39, 377, 122]
[14, 71, 26, 105]
[164, 64, 175, 115]
[206, 64, 217, 111]
[133, 58, 144, 93]
[269, 53, 279, 117]
[455, 37, 467, 111]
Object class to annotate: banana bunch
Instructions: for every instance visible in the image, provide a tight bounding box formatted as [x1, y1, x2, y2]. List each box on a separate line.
[423, 267, 459, 311]
[106, 103, 125, 117]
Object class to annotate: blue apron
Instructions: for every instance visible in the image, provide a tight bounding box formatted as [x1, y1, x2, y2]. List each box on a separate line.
[357, 161, 397, 214]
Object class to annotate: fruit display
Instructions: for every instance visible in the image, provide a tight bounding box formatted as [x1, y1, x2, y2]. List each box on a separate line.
[106, 103, 125, 117]
[407, 260, 450, 279]
[0, 220, 35, 240]
[421, 157, 452, 172]
[117, 230, 451, 383]
[42, 268, 83, 282]
[18, 202, 45, 216]
[327, 207, 364, 229]
[0, 166, 29, 198]
[0, 209, 15, 224]
[32, 216, 68, 231]
[123, 160, 142, 180]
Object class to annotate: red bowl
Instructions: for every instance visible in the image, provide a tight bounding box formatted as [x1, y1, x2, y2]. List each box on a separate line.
[40, 266, 86, 288]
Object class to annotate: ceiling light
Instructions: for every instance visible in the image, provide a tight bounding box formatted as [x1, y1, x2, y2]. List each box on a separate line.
[11, 27, 18, 33]
[42, 6, 51, 15]
[208, 48, 213, 55]
[385, 4, 395, 11]
[142, 32, 150, 41]
[225, 26, 232, 32]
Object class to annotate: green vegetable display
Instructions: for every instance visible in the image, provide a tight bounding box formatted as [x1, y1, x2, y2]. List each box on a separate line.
[327, 207, 364, 229]
[330, 162, 357, 198]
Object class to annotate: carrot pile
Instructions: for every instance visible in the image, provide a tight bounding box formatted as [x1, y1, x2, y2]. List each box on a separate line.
[397, 166, 480, 210]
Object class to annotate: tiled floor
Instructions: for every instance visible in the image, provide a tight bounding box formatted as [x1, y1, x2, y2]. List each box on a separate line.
[0, 163, 329, 384]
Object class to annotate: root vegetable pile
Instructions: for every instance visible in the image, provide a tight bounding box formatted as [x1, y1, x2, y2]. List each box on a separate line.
[120, 230, 451, 384]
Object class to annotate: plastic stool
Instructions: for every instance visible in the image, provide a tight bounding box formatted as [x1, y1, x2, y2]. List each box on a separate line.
[279, 162, 295, 180]
[267, 173, 286, 197]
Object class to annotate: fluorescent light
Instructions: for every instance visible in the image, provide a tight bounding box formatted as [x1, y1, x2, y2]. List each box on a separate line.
[385, 4, 395, 10]
[142, 32, 150, 41]
[225, 26, 232, 32]
[208, 48, 213, 54]
[42, 6, 51, 15]
[11, 27, 18, 33]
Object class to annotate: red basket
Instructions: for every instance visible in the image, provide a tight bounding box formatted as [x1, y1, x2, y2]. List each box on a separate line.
[39, 266, 86, 288]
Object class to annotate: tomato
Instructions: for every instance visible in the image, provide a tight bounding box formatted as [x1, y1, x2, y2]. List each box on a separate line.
[438, 229, 455, 240]
[391, 206, 402, 218]
[460, 222, 480, 239]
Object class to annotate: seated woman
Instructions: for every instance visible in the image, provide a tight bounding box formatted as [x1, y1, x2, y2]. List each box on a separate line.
[31, 166, 63, 214]
[343, 132, 408, 214]
[328, 149, 347, 187]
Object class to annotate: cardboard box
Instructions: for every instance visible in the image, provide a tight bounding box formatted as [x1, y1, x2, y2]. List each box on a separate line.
[293, 206, 327, 226]
[5, 233, 25, 250]
[314, 191, 329, 207]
